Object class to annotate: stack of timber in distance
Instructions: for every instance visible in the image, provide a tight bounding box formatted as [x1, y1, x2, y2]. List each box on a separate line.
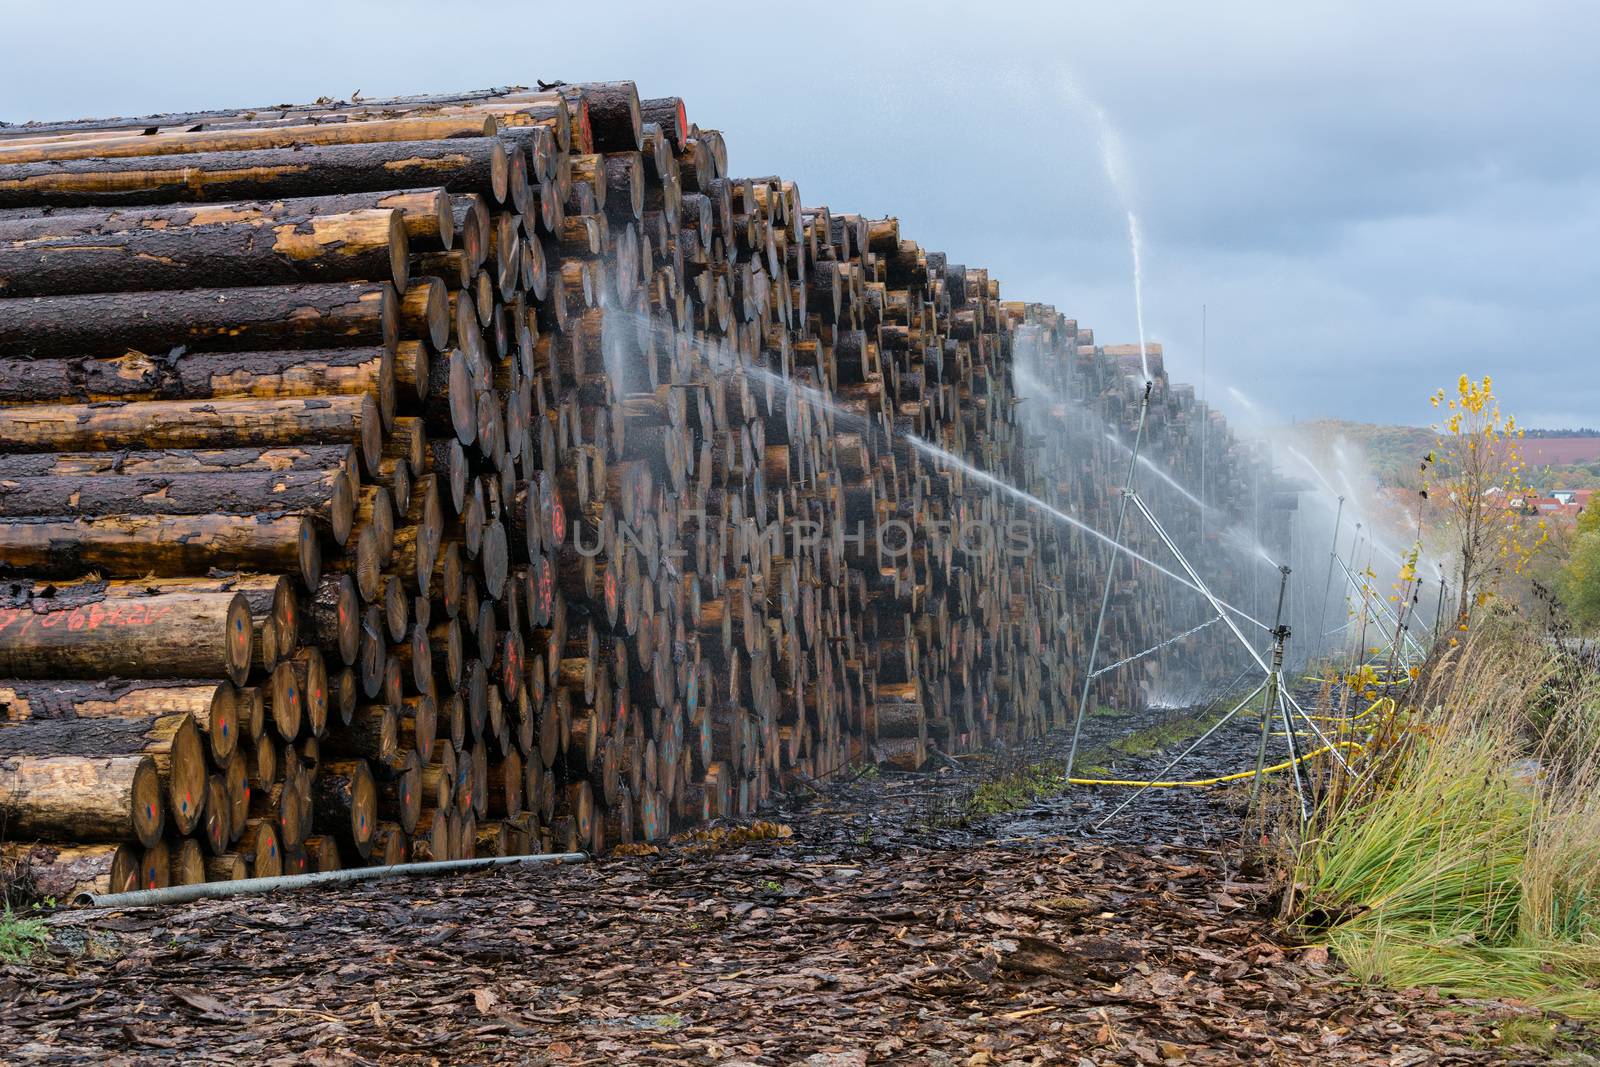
[0, 81, 1275, 898]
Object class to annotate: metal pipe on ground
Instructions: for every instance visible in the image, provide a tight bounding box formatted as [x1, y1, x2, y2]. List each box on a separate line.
[75, 851, 589, 909]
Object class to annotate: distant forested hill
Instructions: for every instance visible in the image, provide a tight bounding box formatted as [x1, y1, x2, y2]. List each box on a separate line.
[1295, 420, 1438, 486]
[1296, 421, 1600, 488]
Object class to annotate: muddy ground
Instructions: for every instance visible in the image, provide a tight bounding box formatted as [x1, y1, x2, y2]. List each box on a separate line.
[1, 700, 1591, 1065]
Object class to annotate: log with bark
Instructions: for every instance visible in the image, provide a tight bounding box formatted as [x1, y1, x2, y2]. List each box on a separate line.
[0, 208, 409, 297]
[0, 754, 164, 847]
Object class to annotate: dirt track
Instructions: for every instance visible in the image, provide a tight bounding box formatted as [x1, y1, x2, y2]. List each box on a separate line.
[1, 711, 1587, 1065]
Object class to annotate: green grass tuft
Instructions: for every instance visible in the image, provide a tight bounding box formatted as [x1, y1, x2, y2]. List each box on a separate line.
[965, 760, 1064, 817]
[0, 906, 49, 964]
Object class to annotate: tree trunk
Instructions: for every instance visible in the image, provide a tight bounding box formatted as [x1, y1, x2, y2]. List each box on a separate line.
[370, 822, 408, 866]
[0, 678, 239, 765]
[0, 754, 163, 847]
[0, 591, 253, 685]
[0, 208, 408, 297]
[1, 841, 139, 899]
[312, 758, 377, 859]
[376, 749, 422, 835]
[0, 187, 454, 252]
[239, 817, 282, 878]
[0, 115, 496, 164]
[205, 854, 248, 882]
[200, 773, 231, 856]
[0, 282, 398, 360]
[0, 468, 354, 545]
[0, 712, 208, 835]
[577, 82, 643, 153]
[0, 444, 360, 488]
[250, 775, 308, 852]
[169, 837, 207, 886]
[0, 348, 396, 432]
[0, 395, 383, 477]
[0, 514, 320, 589]
[0, 138, 511, 209]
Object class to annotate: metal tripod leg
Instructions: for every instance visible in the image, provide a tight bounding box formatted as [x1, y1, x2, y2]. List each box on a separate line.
[1065, 383, 1153, 782]
[1093, 679, 1268, 830]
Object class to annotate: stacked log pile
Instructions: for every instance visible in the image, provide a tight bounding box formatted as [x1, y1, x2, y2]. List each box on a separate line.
[0, 81, 1272, 897]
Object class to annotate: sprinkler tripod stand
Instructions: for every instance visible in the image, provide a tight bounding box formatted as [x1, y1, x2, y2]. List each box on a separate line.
[1250, 568, 1299, 809]
[1091, 566, 1313, 829]
[1061, 392, 1354, 828]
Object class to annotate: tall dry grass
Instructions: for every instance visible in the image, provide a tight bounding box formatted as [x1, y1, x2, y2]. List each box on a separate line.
[1284, 619, 1600, 1015]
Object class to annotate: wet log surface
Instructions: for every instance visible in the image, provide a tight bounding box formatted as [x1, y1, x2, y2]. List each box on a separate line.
[4, 706, 1585, 1065]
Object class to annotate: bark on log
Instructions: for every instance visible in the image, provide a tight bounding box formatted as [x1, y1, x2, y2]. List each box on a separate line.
[0, 115, 497, 164]
[312, 758, 377, 859]
[0, 349, 397, 434]
[0, 712, 207, 835]
[370, 822, 408, 866]
[377, 749, 422, 835]
[205, 853, 249, 881]
[0, 469, 355, 545]
[0, 188, 454, 252]
[0, 678, 240, 765]
[306, 573, 360, 668]
[0, 444, 360, 485]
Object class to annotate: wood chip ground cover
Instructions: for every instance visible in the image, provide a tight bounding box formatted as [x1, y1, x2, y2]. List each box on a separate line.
[1, 710, 1592, 1065]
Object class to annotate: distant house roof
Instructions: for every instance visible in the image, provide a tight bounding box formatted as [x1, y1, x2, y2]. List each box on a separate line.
[1523, 496, 1585, 519]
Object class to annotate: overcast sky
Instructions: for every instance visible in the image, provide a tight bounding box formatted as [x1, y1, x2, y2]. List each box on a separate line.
[4, 1, 1595, 429]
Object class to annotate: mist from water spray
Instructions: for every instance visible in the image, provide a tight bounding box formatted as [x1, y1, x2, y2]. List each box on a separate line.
[1283, 441, 1418, 575]
[609, 306, 1248, 621]
[1226, 384, 1265, 422]
[1127, 210, 1151, 382]
[610, 234, 1295, 663]
[1213, 522, 1280, 572]
[608, 306, 865, 431]
[907, 434, 1268, 631]
[1101, 432, 1210, 511]
[1061, 71, 1151, 383]
[1283, 445, 1340, 498]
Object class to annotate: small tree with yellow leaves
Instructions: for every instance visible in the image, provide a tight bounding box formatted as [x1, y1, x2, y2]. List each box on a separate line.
[1423, 375, 1547, 626]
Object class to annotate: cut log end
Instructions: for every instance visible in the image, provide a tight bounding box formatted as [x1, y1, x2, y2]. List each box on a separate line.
[108, 752, 158, 848]
[225, 592, 254, 686]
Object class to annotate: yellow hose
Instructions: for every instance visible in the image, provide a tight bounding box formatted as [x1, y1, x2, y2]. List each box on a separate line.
[1066, 740, 1366, 788]
[1304, 695, 1395, 724]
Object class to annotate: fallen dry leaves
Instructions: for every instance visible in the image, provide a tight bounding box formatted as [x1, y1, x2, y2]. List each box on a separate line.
[0, 715, 1589, 1064]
